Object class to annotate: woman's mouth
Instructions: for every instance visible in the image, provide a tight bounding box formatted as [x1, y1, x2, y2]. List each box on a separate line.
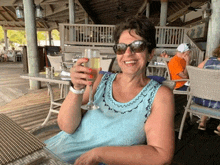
[124, 60, 137, 66]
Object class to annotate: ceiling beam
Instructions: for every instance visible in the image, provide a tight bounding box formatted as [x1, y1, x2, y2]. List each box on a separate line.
[167, 2, 206, 23]
[2, 7, 17, 21]
[78, 0, 100, 23]
[136, 0, 149, 16]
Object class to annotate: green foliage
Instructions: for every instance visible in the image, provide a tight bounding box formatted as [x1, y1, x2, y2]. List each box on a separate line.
[52, 30, 60, 40]
[8, 30, 27, 46]
[0, 26, 60, 48]
[0, 26, 4, 43]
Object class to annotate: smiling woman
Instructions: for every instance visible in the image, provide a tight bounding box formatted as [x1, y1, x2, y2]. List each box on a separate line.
[45, 15, 175, 165]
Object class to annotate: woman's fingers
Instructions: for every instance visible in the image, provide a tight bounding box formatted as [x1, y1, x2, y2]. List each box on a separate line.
[70, 58, 93, 89]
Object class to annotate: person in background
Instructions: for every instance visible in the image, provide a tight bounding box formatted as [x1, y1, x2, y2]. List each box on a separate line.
[11, 47, 16, 62]
[195, 45, 220, 135]
[160, 49, 169, 58]
[1, 47, 8, 62]
[168, 43, 191, 90]
[45, 15, 175, 165]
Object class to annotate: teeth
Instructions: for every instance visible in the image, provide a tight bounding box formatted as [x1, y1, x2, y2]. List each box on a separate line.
[125, 61, 136, 64]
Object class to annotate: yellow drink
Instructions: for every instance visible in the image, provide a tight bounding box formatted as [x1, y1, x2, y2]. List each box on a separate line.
[90, 57, 100, 69]
[87, 57, 100, 81]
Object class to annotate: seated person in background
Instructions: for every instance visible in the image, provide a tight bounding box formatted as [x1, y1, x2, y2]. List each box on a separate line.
[45, 15, 175, 165]
[160, 49, 169, 58]
[1, 47, 8, 62]
[168, 43, 191, 91]
[195, 45, 220, 135]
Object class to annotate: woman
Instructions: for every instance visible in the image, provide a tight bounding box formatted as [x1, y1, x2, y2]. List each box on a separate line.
[196, 45, 220, 135]
[45, 15, 175, 165]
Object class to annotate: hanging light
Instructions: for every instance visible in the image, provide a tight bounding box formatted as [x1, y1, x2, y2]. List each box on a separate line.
[15, 6, 24, 19]
[36, 5, 44, 18]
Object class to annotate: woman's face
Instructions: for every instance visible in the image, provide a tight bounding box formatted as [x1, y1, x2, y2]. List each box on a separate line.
[116, 30, 151, 75]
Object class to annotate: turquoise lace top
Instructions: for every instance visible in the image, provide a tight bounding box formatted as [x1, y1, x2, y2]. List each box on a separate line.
[45, 73, 161, 164]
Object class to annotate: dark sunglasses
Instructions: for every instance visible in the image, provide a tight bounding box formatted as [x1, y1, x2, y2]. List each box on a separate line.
[113, 40, 150, 55]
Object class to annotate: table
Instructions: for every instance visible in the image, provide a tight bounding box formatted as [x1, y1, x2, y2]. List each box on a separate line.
[20, 73, 71, 126]
[20, 73, 71, 96]
[0, 114, 70, 165]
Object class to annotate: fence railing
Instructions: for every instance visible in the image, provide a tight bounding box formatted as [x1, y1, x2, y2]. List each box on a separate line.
[59, 24, 187, 47]
[184, 34, 205, 65]
[155, 26, 186, 47]
[59, 23, 204, 64]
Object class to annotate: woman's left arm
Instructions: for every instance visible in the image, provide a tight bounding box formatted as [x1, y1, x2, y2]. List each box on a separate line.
[74, 86, 175, 165]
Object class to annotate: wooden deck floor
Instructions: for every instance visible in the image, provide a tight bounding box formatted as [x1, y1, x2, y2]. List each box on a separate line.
[0, 62, 220, 165]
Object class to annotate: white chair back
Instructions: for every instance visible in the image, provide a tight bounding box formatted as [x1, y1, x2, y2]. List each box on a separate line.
[187, 66, 220, 101]
[47, 55, 63, 72]
[100, 57, 114, 71]
[64, 53, 75, 61]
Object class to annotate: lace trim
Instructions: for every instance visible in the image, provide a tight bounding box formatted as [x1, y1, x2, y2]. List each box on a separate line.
[100, 74, 160, 117]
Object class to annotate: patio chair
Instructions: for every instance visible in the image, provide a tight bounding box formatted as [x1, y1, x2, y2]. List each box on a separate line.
[47, 55, 66, 98]
[164, 61, 190, 95]
[101, 56, 115, 71]
[108, 57, 122, 73]
[178, 66, 220, 139]
[47, 55, 63, 72]
[41, 82, 65, 126]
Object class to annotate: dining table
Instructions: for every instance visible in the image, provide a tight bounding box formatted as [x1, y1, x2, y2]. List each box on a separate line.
[0, 113, 70, 165]
[20, 72, 71, 97]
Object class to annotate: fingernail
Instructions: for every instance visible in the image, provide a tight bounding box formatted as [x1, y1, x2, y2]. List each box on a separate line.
[84, 58, 89, 61]
[88, 68, 92, 72]
[89, 75, 93, 79]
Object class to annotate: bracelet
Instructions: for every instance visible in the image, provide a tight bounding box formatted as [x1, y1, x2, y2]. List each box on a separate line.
[69, 86, 85, 94]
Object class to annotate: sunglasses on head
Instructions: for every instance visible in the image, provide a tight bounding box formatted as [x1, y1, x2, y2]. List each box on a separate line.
[113, 40, 150, 55]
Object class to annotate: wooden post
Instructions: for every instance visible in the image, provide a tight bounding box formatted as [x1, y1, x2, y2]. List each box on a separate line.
[160, 0, 168, 26]
[23, 0, 40, 90]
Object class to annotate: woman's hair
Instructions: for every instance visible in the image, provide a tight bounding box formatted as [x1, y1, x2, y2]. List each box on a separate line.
[113, 15, 156, 53]
[212, 45, 220, 58]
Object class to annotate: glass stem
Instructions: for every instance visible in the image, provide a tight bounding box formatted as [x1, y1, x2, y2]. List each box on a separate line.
[88, 85, 93, 103]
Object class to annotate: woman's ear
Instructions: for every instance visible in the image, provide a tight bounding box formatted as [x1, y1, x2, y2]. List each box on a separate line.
[148, 49, 155, 61]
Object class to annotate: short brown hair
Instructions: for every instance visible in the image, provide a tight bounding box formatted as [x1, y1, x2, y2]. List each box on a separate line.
[113, 15, 156, 53]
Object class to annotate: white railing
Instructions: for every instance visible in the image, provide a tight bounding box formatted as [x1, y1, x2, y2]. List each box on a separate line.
[59, 24, 204, 64]
[155, 26, 187, 47]
[184, 34, 205, 65]
[59, 24, 187, 48]
[59, 23, 115, 47]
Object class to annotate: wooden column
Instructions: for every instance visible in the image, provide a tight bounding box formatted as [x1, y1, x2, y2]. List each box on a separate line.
[206, 0, 220, 57]
[23, 0, 40, 90]
[69, 0, 75, 41]
[146, 0, 150, 18]
[48, 30, 52, 46]
[160, 0, 168, 26]
[85, 13, 89, 24]
[4, 30, 8, 50]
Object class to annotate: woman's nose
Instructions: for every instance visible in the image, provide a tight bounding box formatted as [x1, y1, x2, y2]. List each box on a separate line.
[124, 46, 133, 55]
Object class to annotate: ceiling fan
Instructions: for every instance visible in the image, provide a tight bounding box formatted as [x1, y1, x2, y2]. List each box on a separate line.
[187, 0, 201, 12]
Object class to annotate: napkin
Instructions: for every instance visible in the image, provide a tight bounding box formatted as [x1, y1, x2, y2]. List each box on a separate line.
[60, 71, 71, 77]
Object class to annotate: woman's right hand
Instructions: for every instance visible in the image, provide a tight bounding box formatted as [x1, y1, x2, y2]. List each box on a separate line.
[70, 58, 93, 90]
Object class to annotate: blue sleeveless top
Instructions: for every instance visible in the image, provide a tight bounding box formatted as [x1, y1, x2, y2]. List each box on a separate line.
[193, 57, 220, 109]
[45, 73, 161, 164]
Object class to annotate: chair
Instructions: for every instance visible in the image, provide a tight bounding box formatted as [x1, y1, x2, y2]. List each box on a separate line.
[164, 61, 190, 95]
[108, 57, 122, 73]
[41, 83, 65, 126]
[47, 55, 63, 72]
[178, 66, 220, 139]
